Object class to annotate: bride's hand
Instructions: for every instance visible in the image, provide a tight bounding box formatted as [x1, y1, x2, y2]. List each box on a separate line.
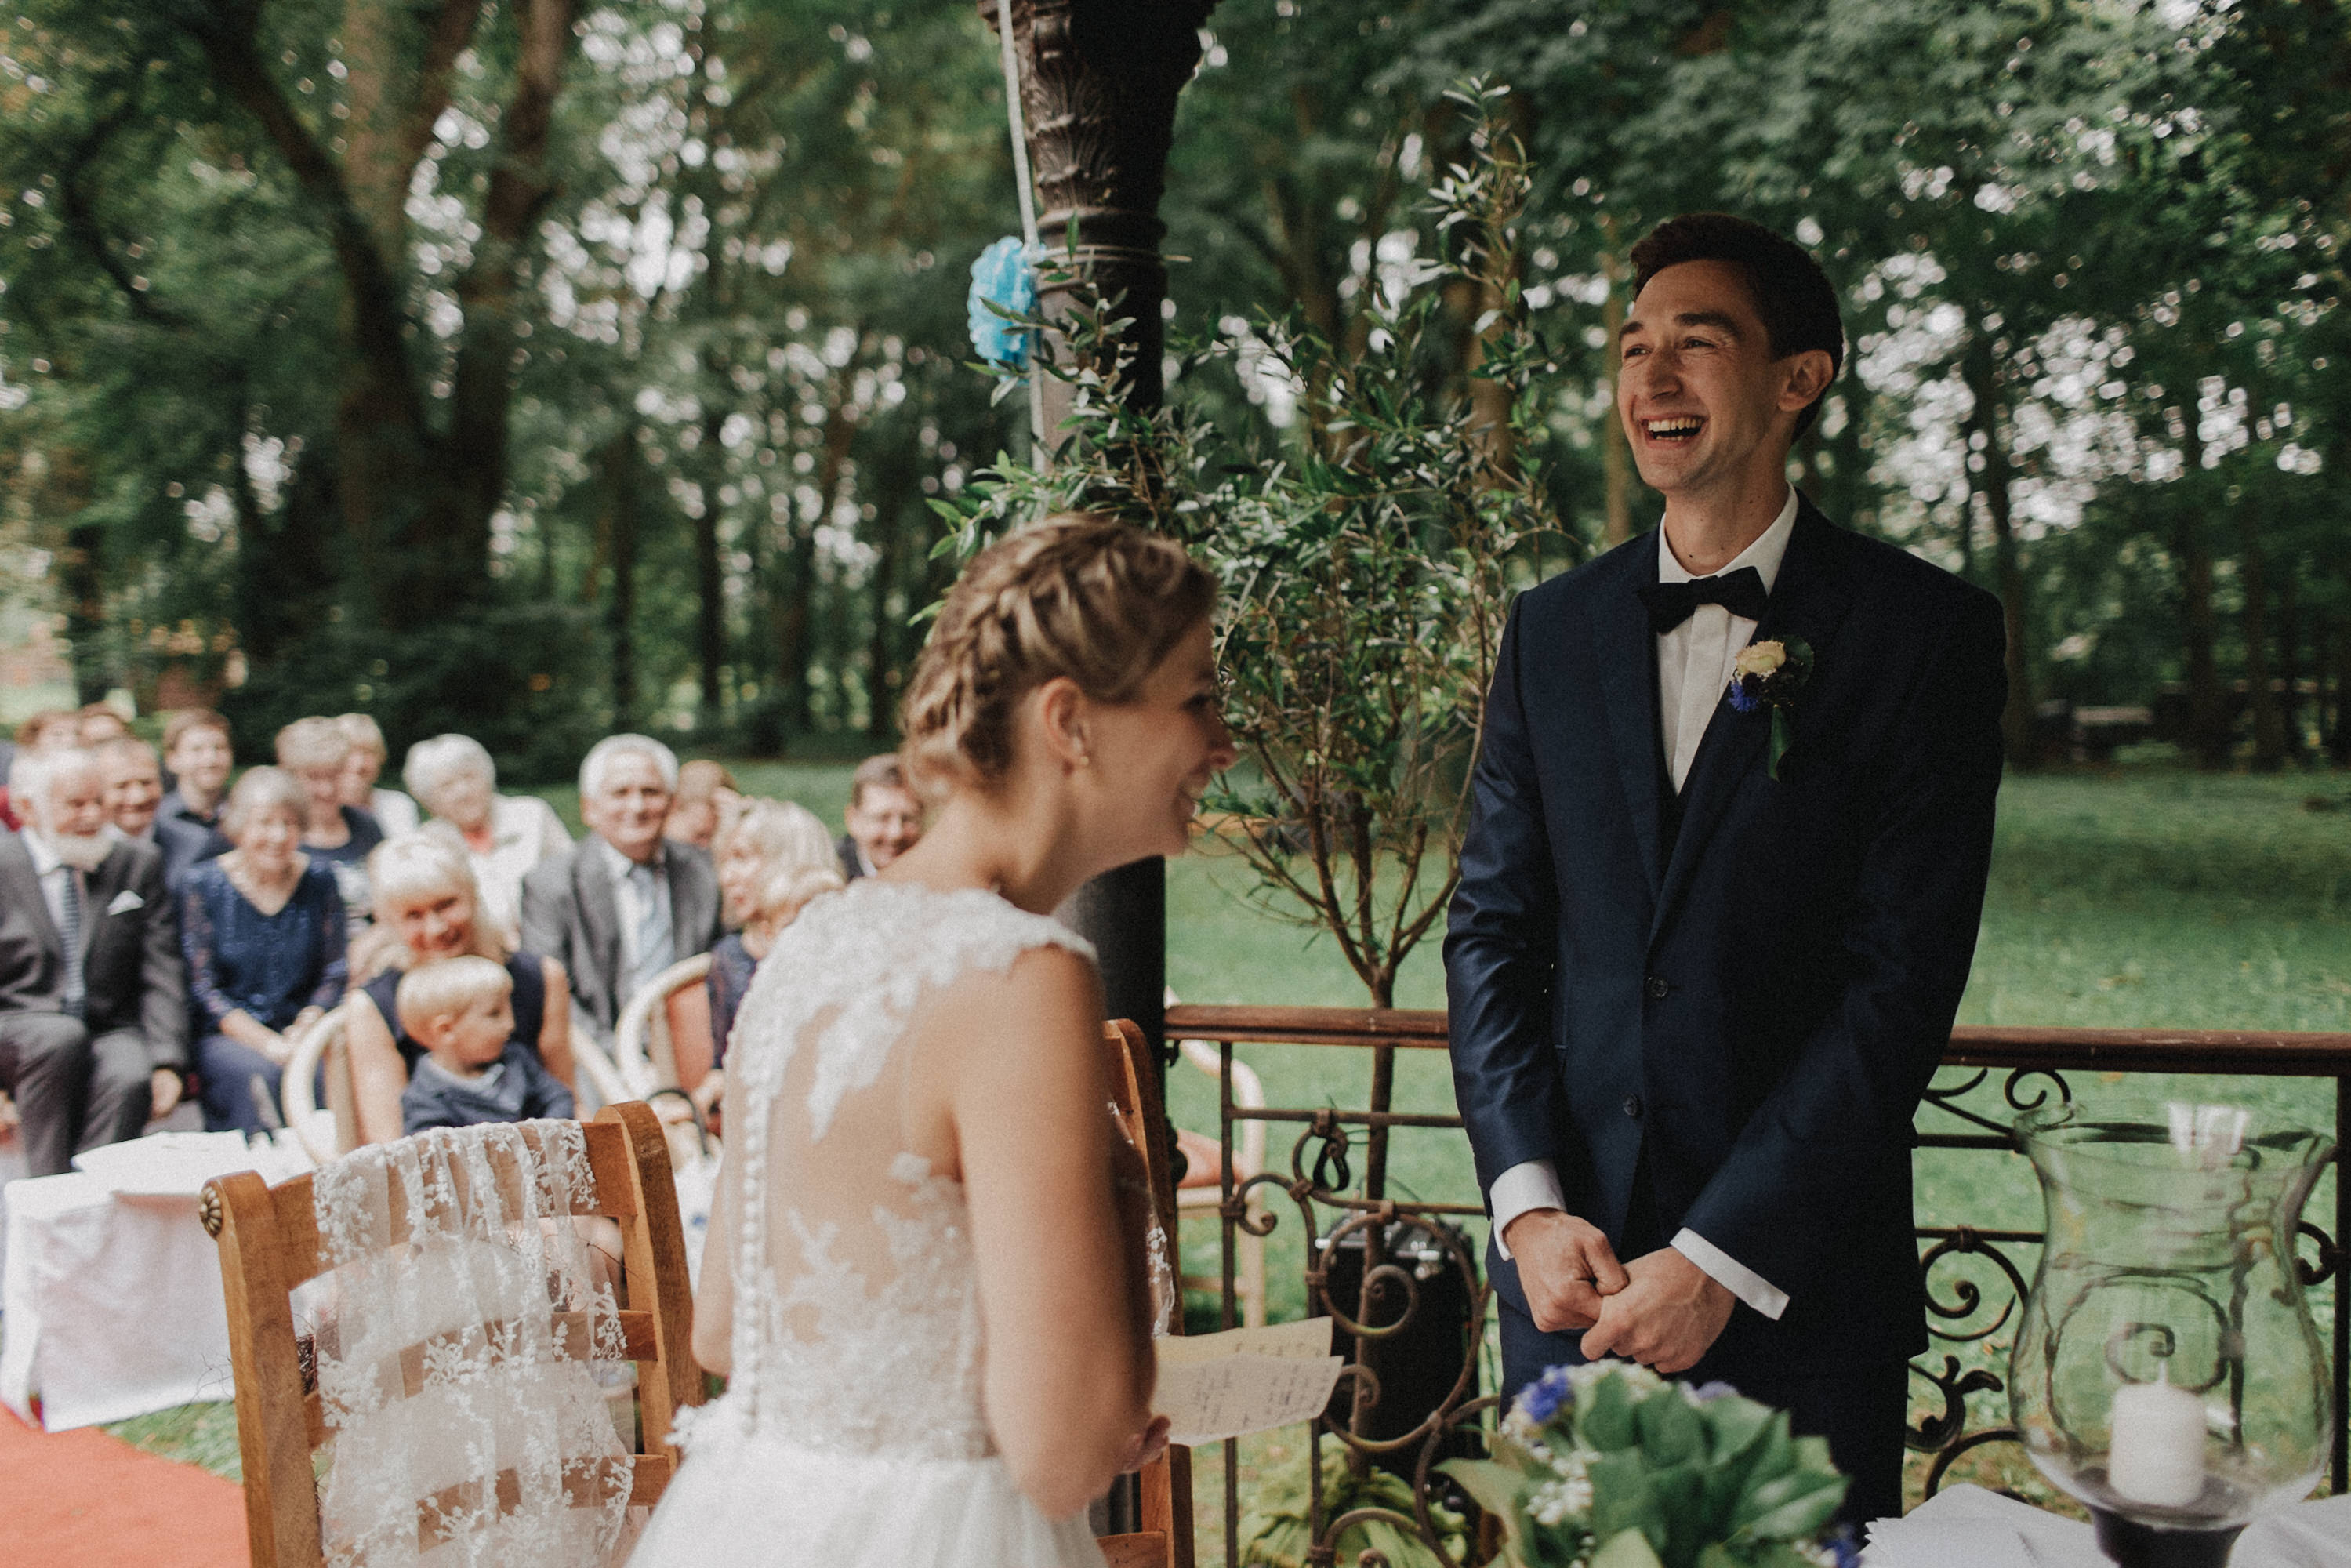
[1116, 1415, 1171, 1474]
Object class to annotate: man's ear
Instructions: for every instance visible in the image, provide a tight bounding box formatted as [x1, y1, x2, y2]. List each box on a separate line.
[1776, 349, 1836, 414]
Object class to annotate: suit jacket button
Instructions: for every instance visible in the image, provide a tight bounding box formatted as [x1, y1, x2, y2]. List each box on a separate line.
[1624, 1094, 1643, 1119]
[1645, 975, 1671, 1000]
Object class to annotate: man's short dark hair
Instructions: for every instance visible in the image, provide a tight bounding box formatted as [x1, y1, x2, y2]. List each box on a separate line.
[849, 753, 907, 811]
[1630, 212, 1845, 438]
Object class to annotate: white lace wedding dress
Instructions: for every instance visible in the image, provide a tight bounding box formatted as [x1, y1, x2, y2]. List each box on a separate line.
[628, 880, 1112, 1568]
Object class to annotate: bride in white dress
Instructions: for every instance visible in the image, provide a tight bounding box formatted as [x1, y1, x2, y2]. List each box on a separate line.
[629, 514, 1235, 1567]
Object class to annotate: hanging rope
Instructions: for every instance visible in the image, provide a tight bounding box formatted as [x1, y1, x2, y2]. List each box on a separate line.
[995, 1, 1047, 445]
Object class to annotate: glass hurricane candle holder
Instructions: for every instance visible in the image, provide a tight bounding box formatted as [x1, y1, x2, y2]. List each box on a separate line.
[2011, 1099, 2335, 1568]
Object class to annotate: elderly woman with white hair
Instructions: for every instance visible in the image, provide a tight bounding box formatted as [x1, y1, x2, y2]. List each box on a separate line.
[520, 734, 723, 1047]
[346, 833, 575, 1145]
[401, 733, 571, 945]
[695, 797, 844, 1116]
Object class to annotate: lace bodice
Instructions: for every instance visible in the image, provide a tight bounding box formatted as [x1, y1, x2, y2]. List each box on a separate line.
[705, 881, 1097, 1459]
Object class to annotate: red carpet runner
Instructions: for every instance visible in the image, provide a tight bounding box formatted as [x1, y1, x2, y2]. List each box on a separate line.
[0, 1409, 248, 1567]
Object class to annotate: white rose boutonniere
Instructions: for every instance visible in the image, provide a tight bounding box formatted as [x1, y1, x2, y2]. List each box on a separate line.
[1727, 635, 1814, 780]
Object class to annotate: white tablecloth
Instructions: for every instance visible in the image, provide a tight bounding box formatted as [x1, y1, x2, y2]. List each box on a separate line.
[1, 1131, 309, 1432]
[1867, 1483, 2351, 1566]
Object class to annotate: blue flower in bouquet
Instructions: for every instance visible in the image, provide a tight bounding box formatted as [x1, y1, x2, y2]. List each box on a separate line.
[1686, 1380, 1740, 1404]
[1513, 1363, 1578, 1426]
[967, 237, 1036, 371]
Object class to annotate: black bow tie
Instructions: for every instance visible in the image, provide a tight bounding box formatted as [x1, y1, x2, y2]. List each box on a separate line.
[1637, 566, 1770, 634]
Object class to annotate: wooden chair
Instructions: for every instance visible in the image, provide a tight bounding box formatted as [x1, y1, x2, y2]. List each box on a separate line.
[1101, 1019, 1195, 1568]
[279, 997, 361, 1163]
[613, 954, 717, 1101]
[1174, 1034, 1268, 1329]
[201, 1102, 703, 1566]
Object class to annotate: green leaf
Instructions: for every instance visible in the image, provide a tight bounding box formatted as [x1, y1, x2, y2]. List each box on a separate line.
[1586, 1450, 1661, 1550]
[1590, 1527, 1669, 1568]
[1439, 1457, 1528, 1530]
[1580, 1373, 1642, 1450]
[1636, 1386, 1707, 1468]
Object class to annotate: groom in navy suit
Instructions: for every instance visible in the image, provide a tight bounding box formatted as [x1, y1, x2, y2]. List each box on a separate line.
[1446, 214, 2005, 1523]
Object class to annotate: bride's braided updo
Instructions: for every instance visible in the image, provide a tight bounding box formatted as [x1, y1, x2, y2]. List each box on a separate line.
[901, 514, 1216, 799]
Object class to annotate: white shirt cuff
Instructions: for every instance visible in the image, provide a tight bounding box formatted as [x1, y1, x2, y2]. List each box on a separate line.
[1488, 1159, 1566, 1261]
[1671, 1228, 1789, 1320]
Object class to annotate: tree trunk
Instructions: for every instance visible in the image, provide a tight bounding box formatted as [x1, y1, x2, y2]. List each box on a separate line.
[2174, 505, 2229, 769]
[2332, 619, 2351, 765]
[2233, 508, 2285, 772]
[2277, 564, 2303, 760]
[695, 405, 728, 720]
[1600, 240, 1633, 546]
[597, 437, 643, 727]
[1964, 343, 2036, 767]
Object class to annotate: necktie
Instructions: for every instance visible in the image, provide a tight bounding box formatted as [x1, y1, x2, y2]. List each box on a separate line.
[629, 861, 673, 995]
[56, 868, 85, 1018]
[1637, 566, 1770, 634]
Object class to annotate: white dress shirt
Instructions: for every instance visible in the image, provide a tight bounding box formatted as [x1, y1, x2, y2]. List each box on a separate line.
[22, 831, 82, 951]
[462, 793, 573, 946]
[597, 835, 673, 984]
[1487, 488, 1799, 1324]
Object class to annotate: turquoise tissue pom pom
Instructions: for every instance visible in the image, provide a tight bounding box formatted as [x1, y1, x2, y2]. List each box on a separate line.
[967, 237, 1036, 371]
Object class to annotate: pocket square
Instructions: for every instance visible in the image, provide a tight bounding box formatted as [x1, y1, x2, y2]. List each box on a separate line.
[105, 889, 144, 916]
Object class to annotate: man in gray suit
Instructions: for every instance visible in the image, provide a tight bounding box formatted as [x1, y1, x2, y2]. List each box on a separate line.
[0, 748, 188, 1175]
[520, 735, 723, 1044]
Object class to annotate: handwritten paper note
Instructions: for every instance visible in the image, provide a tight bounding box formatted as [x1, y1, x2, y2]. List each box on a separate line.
[1153, 1317, 1344, 1446]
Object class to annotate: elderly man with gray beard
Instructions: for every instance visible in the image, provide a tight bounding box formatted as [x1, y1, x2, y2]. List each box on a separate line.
[0, 747, 188, 1174]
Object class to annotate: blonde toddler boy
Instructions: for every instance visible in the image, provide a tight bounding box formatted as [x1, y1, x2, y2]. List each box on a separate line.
[396, 956, 575, 1134]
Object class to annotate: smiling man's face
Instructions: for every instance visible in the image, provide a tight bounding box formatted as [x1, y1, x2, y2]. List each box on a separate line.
[1616, 258, 1825, 510]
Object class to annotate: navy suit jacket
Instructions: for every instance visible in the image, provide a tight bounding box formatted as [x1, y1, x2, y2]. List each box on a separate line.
[1444, 499, 2005, 1359]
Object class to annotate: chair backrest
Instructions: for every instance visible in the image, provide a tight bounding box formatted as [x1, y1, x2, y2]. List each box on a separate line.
[1100, 1019, 1194, 1568]
[202, 1102, 702, 1568]
[281, 997, 360, 1161]
[613, 954, 715, 1100]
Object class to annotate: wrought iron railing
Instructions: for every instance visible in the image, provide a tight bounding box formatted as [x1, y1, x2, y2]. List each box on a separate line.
[1163, 1004, 2350, 1568]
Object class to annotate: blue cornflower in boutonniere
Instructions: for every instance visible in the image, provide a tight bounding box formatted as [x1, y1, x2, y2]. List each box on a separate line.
[1728, 635, 1814, 781]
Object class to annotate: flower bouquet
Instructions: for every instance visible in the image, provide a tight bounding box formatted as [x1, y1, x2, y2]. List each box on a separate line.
[1443, 1362, 1854, 1568]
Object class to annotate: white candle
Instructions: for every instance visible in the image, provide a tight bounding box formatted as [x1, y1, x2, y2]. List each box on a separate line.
[2109, 1371, 2208, 1508]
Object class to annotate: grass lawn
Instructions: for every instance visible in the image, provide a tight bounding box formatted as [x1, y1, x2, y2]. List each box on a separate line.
[101, 761, 2351, 1546]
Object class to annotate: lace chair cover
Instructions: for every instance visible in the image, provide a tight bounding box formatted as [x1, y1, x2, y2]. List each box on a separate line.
[701, 880, 1170, 1463]
[308, 1121, 637, 1568]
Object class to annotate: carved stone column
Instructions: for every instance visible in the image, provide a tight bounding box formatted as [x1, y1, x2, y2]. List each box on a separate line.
[981, 0, 1215, 1071]
[984, 0, 1210, 430]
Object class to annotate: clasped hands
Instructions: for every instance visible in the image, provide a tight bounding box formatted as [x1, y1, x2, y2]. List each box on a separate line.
[1502, 1210, 1734, 1376]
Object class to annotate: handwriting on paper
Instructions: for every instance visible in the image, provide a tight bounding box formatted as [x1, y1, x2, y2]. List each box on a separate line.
[1152, 1318, 1345, 1446]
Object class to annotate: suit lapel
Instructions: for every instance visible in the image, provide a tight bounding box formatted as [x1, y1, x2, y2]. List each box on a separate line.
[0, 836, 64, 968]
[576, 848, 622, 1015]
[79, 849, 133, 955]
[1651, 502, 1856, 938]
[1594, 535, 1667, 903]
[666, 854, 711, 953]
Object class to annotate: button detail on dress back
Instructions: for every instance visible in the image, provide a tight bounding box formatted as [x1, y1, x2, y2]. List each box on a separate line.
[1645, 975, 1671, 1000]
[1624, 1095, 1644, 1119]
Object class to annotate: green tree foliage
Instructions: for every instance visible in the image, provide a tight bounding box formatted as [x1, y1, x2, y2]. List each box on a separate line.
[2, 0, 2345, 781]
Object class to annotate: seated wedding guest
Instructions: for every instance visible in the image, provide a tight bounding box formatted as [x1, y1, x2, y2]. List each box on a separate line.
[180, 767, 348, 1136]
[99, 736, 218, 890]
[159, 708, 235, 833]
[0, 747, 187, 1175]
[336, 713, 419, 837]
[662, 759, 738, 851]
[833, 753, 923, 881]
[521, 735, 722, 1045]
[75, 702, 131, 749]
[277, 716, 384, 923]
[348, 833, 575, 1145]
[401, 732, 571, 945]
[395, 956, 573, 1134]
[701, 799, 842, 1113]
[1, 710, 74, 829]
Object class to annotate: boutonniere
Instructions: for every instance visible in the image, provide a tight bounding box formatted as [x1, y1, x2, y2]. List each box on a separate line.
[1727, 635, 1813, 780]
